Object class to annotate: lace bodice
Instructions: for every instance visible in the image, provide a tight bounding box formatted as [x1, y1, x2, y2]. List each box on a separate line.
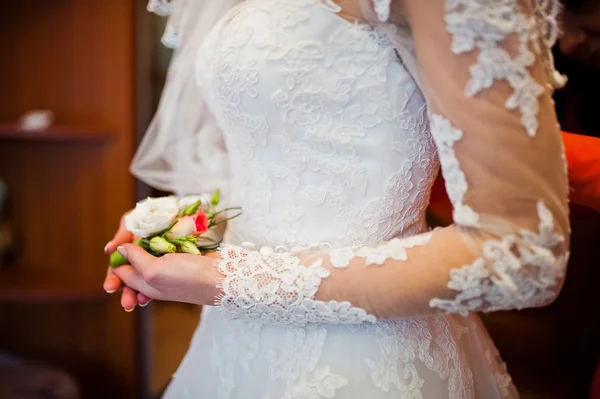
[136, 0, 569, 327]
[196, 0, 439, 249]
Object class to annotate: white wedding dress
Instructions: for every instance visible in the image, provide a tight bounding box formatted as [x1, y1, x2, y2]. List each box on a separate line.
[134, 1, 571, 398]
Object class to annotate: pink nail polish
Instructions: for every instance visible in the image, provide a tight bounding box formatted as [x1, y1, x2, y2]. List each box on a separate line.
[139, 302, 150, 307]
[117, 246, 127, 257]
[104, 242, 112, 254]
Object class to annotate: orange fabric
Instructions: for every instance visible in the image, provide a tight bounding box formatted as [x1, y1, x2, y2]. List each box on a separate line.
[429, 131, 600, 221]
[562, 132, 600, 212]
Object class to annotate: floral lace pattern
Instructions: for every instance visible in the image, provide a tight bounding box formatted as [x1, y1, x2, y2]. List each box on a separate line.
[445, 0, 561, 137]
[428, 114, 479, 228]
[264, 327, 348, 399]
[211, 318, 263, 399]
[430, 200, 569, 315]
[355, 316, 474, 398]
[329, 232, 433, 268]
[425, 0, 569, 315]
[217, 244, 378, 325]
[197, 0, 438, 249]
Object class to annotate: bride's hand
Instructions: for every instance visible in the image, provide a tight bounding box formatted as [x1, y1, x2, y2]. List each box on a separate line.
[103, 211, 153, 310]
[111, 244, 222, 308]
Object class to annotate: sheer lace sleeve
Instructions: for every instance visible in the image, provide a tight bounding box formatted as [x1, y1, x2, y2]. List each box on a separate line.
[212, 0, 570, 324]
[131, 0, 240, 196]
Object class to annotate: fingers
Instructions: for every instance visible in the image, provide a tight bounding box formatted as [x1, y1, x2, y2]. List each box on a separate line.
[103, 267, 123, 293]
[105, 210, 152, 312]
[104, 229, 134, 255]
[121, 286, 139, 312]
[104, 212, 134, 255]
[117, 244, 158, 277]
[107, 264, 152, 310]
[138, 293, 152, 307]
[112, 265, 148, 294]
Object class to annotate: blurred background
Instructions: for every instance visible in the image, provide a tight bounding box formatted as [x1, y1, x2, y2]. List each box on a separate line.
[0, 1, 598, 399]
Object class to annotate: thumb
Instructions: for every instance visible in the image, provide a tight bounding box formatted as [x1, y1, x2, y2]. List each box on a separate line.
[105, 228, 134, 254]
[117, 243, 157, 274]
[104, 211, 134, 254]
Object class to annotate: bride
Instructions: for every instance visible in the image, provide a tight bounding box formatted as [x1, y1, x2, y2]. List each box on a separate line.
[104, 0, 570, 397]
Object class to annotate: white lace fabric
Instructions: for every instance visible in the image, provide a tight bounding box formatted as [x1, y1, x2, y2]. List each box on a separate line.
[209, 0, 569, 323]
[135, 0, 569, 397]
[216, 244, 377, 325]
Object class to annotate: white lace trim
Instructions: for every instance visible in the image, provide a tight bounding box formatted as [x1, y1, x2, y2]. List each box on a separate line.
[445, 0, 554, 137]
[329, 232, 433, 268]
[430, 200, 568, 315]
[373, 0, 392, 22]
[216, 244, 377, 325]
[429, 114, 479, 227]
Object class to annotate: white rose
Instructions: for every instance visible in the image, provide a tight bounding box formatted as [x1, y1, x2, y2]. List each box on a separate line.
[166, 216, 197, 239]
[125, 196, 179, 238]
[177, 195, 207, 213]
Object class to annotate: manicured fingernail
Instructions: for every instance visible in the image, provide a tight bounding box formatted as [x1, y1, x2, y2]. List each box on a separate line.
[105, 289, 116, 294]
[124, 305, 136, 312]
[104, 241, 112, 254]
[117, 246, 127, 257]
[139, 301, 150, 307]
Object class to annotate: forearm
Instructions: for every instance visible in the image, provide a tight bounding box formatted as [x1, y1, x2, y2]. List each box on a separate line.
[216, 202, 567, 324]
[314, 227, 468, 319]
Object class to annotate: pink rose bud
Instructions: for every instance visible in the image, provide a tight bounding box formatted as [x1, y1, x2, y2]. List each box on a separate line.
[166, 216, 198, 239]
[195, 211, 209, 234]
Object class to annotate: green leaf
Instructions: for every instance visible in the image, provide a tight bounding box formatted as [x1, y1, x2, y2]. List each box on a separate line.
[211, 189, 220, 206]
[182, 200, 202, 216]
